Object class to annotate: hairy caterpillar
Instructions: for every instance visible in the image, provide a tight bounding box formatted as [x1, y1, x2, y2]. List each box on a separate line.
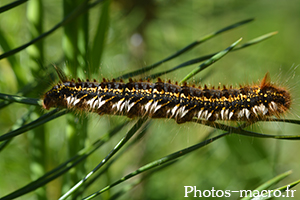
[42, 73, 291, 124]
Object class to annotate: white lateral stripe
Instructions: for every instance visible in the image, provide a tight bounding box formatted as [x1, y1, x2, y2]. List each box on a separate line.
[224, 109, 229, 120]
[166, 108, 171, 116]
[120, 102, 126, 112]
[197, 110, 203, 119]
[93, 98, 100, 108]
[153, 104, 162, 114]
[73, 98, 80, 105]
[149, 101, 158, 114]
[66, 96, 72, 105]
[228, 111, 234, 120]
[97, 99, 106, 109]
[116, 99, 125, 111]
[238, 109, 244, 118]
[252, 106, 257, 116]
[179, 107, 189, 118]
[270, 101, 278, 111]
[245, 109, 250, 119]
[206, 112, 212, 120]
[86, 98, 96, 108]
[127, 102, 136, 112]
[175, 106, 184, 118]
[144, 101, 153, 113]
[220, 109, 225, 120]
[171, 105, 179, 117]
[215, 113, 219, 119]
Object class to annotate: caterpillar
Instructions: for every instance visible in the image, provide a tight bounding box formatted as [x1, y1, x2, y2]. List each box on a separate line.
[42, 73, 291, 124]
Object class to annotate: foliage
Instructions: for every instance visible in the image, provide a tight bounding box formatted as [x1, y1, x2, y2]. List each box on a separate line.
[0, 1, 300, 199]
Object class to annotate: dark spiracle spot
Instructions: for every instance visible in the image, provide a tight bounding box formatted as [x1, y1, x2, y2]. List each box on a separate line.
[134, 82, 143, 90]
[117, 83, 124, 89]
[126, 82, 133, 90]
[193, 89, 199, 97]
[154, 82, 164, 92]
[108, 82, 115, 89]
[156, 84, 162, 91]
[100, 82, 106, 89]
[181, 87, 190, 98]
[137, 82, 144, 90]
[75, 82, 82, 88]
[204, 91, 211, 98]
[239, 87, 248, 95]
[70, 82, 75, 87]
[223, 91, 229, 99]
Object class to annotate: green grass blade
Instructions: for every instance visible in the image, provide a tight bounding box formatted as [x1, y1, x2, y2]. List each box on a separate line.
[0, 109, 67, 141]
[26, 1, 46, 198]
[213, 18, 254, 34]
[62, 0, 90, 195]
[0, 0, 105, 61]
[254, 180, 300, 200]
[0, 122, 127, 200]
[255, 171, 292, 190]
[82, 132, 229, 199]
[236, 31, 278, 49]
[180, 38, 242, 83]
[74, 121, 150, 196]
[0, 106, 34, 152]
[59, 118, 150, 200]
[97, 161, 177, 200]
[241, 176, 300, 200]
[0, 0, 28, 13]
[0, 78, 49, 109]
[0, 29, 26, 85]
[0, 93, 41, 106]
[231, 125, 300, 140]
[193, 120, 300, 140]
[90, 0, 110, 74]
[0, 28, 19, 67]
[241, 170, 292, 200]
[144, 31, 278, 80]
[273, 118, 300, 125]
[114, 18, 254, 80]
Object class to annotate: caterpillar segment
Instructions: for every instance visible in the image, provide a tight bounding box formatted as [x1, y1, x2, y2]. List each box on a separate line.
[43, 73, 291, 124]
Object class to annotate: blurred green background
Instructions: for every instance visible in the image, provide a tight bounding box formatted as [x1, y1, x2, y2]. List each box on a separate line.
[0, 0, 300, 199]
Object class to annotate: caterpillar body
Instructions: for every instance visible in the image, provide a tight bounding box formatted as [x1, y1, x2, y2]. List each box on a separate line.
[43, 73, 291, 124]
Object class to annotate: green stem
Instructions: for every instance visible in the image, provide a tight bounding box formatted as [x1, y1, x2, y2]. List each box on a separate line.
[180, 38, 242, 83]
[62, 0, 89, 197]
[27, 0, 46, 199]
